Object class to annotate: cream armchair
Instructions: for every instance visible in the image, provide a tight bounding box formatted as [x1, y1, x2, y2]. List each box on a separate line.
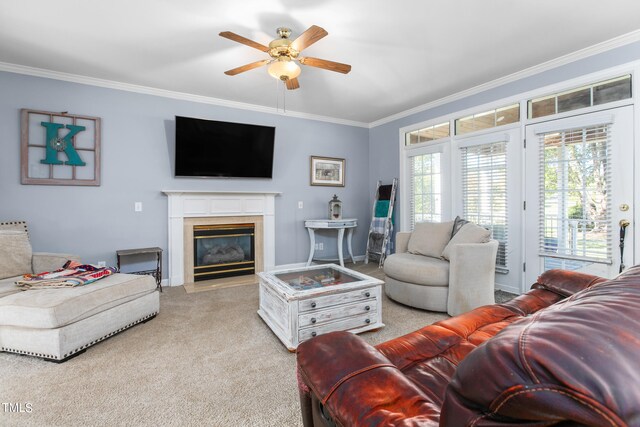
[383, 220, 498, 316]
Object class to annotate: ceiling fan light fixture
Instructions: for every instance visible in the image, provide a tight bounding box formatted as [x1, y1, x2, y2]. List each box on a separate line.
[268, 59, 301, 81]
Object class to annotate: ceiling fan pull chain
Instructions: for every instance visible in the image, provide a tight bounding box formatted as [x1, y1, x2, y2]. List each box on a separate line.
[275, 78, 280, 113]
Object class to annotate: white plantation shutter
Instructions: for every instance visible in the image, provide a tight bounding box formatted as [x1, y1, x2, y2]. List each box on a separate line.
[537, 124, 612, 264]
[409, 152, 442, 230]
[461, 140, 508, 271]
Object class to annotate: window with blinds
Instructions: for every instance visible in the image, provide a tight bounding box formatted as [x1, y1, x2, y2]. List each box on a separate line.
[537, 124, 612, 267]
[409, 152, 442, 229]
[461, 141, 508, 271]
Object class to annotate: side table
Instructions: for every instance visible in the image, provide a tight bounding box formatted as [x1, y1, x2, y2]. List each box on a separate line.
[304, 219, 357, 268]
[116, 247, 163, 291]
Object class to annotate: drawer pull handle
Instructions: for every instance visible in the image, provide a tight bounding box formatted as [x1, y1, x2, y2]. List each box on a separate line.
[311, 302, 317, 308]
[311, 318, 317, 324]
[311, 331, 317, 337]
[365, 306, 370, 311]
[365, 292, 371, 297]
[365, 319, 371, 324]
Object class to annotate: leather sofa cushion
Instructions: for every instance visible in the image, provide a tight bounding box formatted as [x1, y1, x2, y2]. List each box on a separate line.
[441, 222, 490, 260]
[407, 221, 454, 258]
[384, 253, 449, 286]
[442, 268, 640, 425]
[0, 273, 156, 329]
[0, 231, 32, 280]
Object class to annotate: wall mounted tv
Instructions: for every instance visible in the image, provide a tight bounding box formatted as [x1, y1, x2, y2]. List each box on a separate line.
[175, 116, 275, 178]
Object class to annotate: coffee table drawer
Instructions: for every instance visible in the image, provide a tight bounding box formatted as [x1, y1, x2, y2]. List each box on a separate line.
[299, 287, 376, 312]
[298, 312, 378, 342]
[299, 299, 377, 328]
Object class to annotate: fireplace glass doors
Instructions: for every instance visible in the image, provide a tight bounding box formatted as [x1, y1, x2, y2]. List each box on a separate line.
[193, 223, 255, 281]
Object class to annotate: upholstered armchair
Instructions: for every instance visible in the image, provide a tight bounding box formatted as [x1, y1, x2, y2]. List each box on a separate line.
[383, 219, 498, 316]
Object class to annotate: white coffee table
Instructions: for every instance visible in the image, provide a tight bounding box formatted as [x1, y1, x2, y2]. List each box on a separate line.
[258, 264, 384, 351]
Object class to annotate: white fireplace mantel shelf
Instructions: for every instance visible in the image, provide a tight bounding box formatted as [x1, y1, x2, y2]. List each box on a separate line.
[162, 190, 282, 195]
[162, 190, 281, 286]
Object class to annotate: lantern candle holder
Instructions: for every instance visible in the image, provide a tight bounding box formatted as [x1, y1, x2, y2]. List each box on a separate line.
[329, 195, 342, 220]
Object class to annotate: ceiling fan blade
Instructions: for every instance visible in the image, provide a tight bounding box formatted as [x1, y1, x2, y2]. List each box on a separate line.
[300, 57, 351, 74]
[219, 31, 269, 52]
[291, 25, 328, 52]
[224, 60, 270, 76]
[285, 77, 300, 90]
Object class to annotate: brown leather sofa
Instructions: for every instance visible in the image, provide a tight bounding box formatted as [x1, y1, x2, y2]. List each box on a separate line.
[296, 266, 640, 426]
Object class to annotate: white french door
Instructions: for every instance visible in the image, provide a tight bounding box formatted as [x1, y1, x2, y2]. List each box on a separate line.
[455, 128, 522, 293]
[524, 106, 634, 287]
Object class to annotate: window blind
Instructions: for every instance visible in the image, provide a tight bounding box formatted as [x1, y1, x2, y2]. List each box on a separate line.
[537, 124, 612, 264]
[461, 141, 508, 271]
[409, 152, 442, 230]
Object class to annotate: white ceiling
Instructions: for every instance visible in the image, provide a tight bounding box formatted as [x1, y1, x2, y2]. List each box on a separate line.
[1, 0, 640, 125]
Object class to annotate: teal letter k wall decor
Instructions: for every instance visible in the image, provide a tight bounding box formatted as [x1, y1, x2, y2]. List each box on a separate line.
[40, 122, 87, 166]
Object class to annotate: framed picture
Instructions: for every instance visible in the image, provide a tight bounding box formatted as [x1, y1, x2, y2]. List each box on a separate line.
[21, 109, 101, 186]
[310, 156, 345, 187]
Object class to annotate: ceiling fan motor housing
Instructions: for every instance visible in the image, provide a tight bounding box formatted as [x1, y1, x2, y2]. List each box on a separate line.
[268, 37, 299, 60]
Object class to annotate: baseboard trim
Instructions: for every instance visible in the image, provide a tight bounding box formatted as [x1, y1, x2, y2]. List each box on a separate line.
[273, 255, 366, 271]
[495, 282, 520, 295]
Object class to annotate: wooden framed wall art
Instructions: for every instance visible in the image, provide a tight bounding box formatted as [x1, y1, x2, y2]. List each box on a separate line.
[310, 156, 345, 187]
[21, 109, 101, 186]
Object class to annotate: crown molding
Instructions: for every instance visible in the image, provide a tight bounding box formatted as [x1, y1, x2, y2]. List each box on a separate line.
[0, 61, 369, 129]
[369, 29, 640, 128]
[2, 28, 639, 130]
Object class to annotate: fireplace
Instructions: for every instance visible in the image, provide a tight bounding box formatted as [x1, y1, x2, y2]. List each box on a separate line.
[193, 224, 255, 281]
[163, 190, 279, 287]
[181, 215, 265, 286]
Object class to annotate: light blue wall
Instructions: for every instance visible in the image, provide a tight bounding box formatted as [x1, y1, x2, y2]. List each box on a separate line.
[0, 71, 370, 269]
[369, 40, 640, 228]
[3, 40, 639, 271]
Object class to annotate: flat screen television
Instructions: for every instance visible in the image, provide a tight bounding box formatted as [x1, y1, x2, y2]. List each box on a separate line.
[175, 116, 275, 178]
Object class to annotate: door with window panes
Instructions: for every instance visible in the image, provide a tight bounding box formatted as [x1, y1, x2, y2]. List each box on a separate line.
[524, 106, 634, 286]
[456, 128, 522, 293]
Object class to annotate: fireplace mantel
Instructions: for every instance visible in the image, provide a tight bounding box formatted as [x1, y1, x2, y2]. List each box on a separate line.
[162, 190, 281, 286]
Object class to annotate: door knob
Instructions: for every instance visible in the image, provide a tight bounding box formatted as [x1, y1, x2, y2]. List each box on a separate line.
[620, 219, 631, 228]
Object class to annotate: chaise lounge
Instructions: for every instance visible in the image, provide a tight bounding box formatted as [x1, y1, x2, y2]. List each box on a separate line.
[0, 221, 160, 361]
[296, 266, 640, 426]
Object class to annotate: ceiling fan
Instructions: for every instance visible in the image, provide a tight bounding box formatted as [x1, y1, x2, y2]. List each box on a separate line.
[219, 25, 351, 90]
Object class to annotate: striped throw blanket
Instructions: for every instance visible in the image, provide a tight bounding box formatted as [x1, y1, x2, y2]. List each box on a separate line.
[369, 217, 394, 255]
[16, 260, 116, 289]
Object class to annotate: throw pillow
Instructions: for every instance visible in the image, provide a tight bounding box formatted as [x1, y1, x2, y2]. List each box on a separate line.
[451, 215, 470, 238]
[407, 220, 455, 258]
[0, 230, 33, 279]
[441, 222, 491, 260]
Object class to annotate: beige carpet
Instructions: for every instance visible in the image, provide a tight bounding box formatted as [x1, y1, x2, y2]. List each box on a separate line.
[0, 272, 449, 426]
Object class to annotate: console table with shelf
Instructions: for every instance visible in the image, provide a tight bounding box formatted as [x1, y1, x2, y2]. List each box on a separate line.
[304, 218, 357, 268]
[116, 247, 163, 291]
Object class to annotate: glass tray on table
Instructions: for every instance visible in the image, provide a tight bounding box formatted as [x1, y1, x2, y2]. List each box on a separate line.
[273, 266, 359, 291]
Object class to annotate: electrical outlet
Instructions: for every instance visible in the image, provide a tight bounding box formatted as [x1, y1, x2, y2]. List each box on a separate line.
[135, 202, 142, 212]
[97, 261, 106, 267]
[319, 243, 324, 251]
[314, 243, 320, 250]
[298, 201, 303, 209]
